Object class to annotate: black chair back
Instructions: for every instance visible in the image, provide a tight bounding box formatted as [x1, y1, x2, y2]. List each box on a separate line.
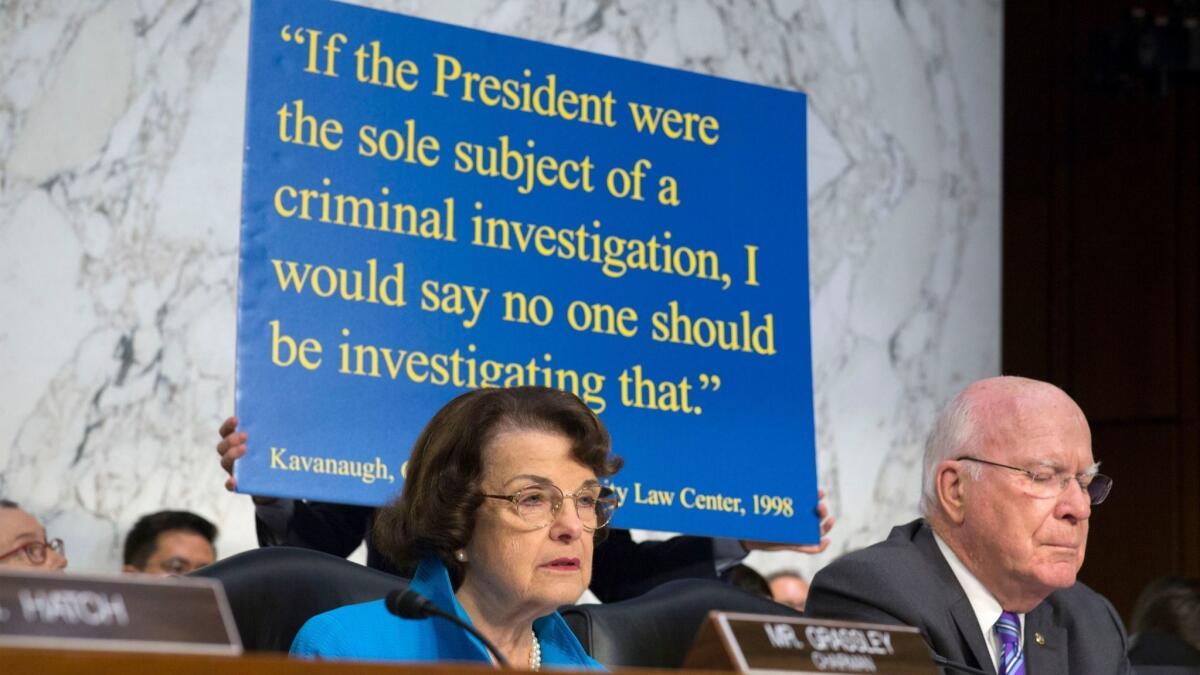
[560, 577, 799, 669]
[192, 546, 407, 652]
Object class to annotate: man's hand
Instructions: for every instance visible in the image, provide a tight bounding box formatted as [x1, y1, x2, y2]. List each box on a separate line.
[741, 489, 835, 554]
[216, 416, 247, 491]
[216, 416, 277, 505]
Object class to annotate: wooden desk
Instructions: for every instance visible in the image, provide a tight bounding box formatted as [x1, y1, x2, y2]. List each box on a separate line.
[3, 646, 514, 675]
[2, 646, 708, 674]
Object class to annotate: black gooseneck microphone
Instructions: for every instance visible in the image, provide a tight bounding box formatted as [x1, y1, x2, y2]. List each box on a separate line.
[385, 588, 512, 669]
[929, 653, 991, 675]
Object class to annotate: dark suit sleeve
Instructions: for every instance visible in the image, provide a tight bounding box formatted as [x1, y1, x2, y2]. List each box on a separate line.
[1099, 593, 1134, 675]
[255, 500, 373, 559]
[804, 557, 909, 626]
[588, 529, 722, 603]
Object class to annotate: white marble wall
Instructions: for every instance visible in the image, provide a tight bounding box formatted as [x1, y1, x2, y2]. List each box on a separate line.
[0, 0, 1001, 576]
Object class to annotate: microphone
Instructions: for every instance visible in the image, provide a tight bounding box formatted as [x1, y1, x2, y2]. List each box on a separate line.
[385, 589, 511, 668]
[930, 653, 991, 675]
[386, 588, 438, 619]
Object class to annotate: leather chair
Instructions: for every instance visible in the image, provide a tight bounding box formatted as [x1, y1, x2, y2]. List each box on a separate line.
[1129, 631, 1200, 670]
[192, 546, 407, 652]
[560, 577, 800, 669]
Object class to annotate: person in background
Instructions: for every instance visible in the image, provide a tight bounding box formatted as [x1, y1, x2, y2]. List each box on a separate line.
[767, 570, 809, 611]
[0, 499, 67, 571]
[806, 376, 1131, 674]
[1128, 576, 1200, 668]
[292, 386, 617, 667]
[122, 510, 217, 576]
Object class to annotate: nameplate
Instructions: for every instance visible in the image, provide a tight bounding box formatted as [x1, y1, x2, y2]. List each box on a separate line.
[684, 611, 938, 674]
[0, 568, 241, 655]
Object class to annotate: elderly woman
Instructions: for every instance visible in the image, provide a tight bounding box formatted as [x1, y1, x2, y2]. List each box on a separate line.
[290, 386, 621, 669]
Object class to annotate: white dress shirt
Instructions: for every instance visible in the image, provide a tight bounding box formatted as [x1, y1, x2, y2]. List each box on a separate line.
[933, 532, 1025, 672]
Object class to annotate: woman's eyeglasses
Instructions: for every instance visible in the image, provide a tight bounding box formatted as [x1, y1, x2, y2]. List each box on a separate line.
[0, 538, 65, 566]
[484, 484, 618, 531]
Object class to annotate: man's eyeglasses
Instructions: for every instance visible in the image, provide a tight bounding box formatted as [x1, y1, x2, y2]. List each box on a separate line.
[484, 484, 618, 532]
[149, 557, 207, 576]
[956, 456, 1113, 505]
[0, 538, 65, 566]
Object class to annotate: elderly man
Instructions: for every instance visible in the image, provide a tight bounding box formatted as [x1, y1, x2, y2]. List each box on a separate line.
[805, 376, 1131, 674]
[0, 499, 67, 571]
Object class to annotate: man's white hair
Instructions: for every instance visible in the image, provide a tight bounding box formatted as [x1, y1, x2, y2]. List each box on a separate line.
[920, 390, 983, 516]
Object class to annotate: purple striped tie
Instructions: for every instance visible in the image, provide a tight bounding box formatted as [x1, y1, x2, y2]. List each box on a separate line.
[995, 611, 1025, 675]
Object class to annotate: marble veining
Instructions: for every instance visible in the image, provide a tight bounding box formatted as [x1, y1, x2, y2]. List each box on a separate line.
[0, 0, 1000, 578]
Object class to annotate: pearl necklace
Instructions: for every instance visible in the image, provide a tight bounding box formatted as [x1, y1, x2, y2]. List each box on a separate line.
[529, 629, 541, 671]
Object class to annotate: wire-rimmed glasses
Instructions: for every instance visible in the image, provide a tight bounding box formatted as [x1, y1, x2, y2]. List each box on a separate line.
[956, 456, 1113, 505]
[483, 484, 618, 531]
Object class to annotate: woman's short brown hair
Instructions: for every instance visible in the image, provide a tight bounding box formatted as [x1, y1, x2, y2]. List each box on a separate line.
[373, 386, 622, 586]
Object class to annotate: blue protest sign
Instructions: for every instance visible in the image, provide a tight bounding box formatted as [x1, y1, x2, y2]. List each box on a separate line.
[236, 0, 817, 543]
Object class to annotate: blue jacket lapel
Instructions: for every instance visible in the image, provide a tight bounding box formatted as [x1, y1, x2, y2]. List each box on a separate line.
[410, 559, 493, 662]
[409, 557, 600, 669]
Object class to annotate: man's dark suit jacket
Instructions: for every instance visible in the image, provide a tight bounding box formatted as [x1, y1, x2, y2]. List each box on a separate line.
[255, 500, 722, 603]
[804, 519, 1132, 675]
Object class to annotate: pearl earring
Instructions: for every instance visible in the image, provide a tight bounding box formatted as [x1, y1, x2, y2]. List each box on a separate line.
[454, 550, 467, 563]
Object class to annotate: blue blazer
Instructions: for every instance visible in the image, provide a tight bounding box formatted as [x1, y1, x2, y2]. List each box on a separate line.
[290, 557, 603, 670]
